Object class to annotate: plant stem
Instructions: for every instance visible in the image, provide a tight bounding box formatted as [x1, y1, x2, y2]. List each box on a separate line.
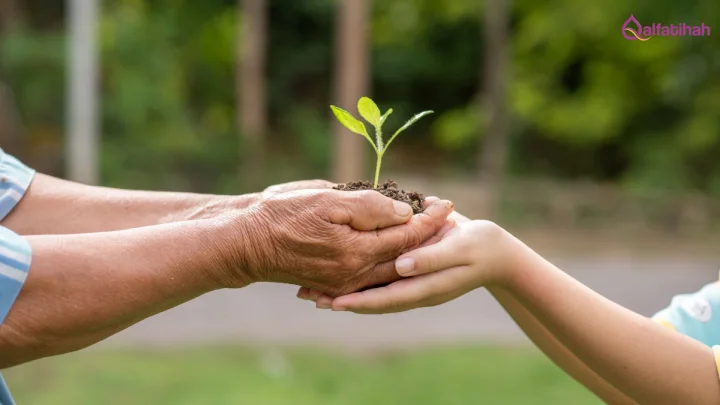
[374, 153, 382, 188]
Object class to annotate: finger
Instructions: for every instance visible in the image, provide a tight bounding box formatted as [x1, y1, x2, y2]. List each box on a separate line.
[394, 230, 468, 277]
[368, 200, 454, 261]
[306, 288, 324, 301]
[327, 190, 414, 231]
[297, 287, 311, 300]
[303, 287, 333, 302]
[331, 265, 471, 313]
[354, 260, 403, 294]
[416, 219, 457, 249]
[297, 286, 326, 301]
[422, 196, 440, 208]
[315, 294, 334, 309]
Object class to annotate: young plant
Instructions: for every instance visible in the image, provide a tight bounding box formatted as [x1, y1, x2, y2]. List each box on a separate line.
[330, 97, 433, 188]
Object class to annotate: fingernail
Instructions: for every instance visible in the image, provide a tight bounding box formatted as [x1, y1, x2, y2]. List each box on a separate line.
[316, 302, 331, 309]
[393, 200, 412, 217]
[396, 257, 415, 276]
[332, 307, 347, 312]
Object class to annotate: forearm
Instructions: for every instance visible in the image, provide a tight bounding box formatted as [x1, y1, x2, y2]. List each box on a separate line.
[489, 287, 637, 405]
[2, 174, 260, 235]
[448, 213, 629, 401]
[0, 219, 238, 368]
[504, 238, 720, 404]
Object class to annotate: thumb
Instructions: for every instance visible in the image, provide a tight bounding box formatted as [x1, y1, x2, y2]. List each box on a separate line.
[394, 230, 466, 277]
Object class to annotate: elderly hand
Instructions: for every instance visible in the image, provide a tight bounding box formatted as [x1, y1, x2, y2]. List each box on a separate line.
[261, 179, 336, 199]
[296, 204, 513, 313]
[220, 189, 454, 296]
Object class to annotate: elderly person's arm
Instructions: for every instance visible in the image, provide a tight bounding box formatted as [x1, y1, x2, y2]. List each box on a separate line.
[1, 171, 258, 235]
[0, 189, 453, 368]
[0, 147, 334, 236]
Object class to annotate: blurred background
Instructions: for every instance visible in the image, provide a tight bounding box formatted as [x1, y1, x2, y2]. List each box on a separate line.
[2, 0, 720, 404]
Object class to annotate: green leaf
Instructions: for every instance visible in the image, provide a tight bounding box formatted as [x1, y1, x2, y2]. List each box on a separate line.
[357, 97, 381, 128]
[384, 110, 434, 151]
[330, 105, 369, 137]
[330, 105, 377, 151]
[380, 108, 393, 126]
[395, 110, 434, 135]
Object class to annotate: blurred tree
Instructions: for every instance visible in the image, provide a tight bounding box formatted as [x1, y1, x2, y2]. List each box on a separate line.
[332, 0, 369, 182]
[238, 0, 268, 189]
[478, 0, 510, 216]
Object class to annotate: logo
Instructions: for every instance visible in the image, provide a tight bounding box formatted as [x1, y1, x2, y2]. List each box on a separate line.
[681, 295, 712, 323]
[622, 14, 711, 41]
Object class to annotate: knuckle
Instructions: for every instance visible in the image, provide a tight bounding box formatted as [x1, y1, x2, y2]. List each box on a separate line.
[406, 225, 425, 249]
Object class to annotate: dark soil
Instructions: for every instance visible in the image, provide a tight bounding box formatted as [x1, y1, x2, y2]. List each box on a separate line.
[333, 179, 425, 214]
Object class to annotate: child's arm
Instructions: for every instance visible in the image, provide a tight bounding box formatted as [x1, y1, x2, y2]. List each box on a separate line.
[317, 220, 720, 405]
[489, 288, 637, 404]
[450, 213, 637, 403]
[454, 213, 636, 404]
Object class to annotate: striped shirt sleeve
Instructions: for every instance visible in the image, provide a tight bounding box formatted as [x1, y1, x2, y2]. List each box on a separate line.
[0, 149, 35, 324]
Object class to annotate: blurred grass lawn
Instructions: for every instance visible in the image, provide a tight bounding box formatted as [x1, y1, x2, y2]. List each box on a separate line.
[5, 345, 602, 405]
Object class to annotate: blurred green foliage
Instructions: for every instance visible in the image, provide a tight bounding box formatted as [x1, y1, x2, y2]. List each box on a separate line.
[2, 0, 720, 194]
[6, 345, 601, 405]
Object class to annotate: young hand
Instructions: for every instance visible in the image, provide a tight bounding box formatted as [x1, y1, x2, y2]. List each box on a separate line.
[298, 210, 517, 314]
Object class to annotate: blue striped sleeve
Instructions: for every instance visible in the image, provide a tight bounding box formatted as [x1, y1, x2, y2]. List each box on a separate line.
[0, 227, 31, 324]
[0, 149, 34, 325]
[0, 149, 35, 221]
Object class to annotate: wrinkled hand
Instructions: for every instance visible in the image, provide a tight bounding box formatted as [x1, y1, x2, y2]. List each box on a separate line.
[262, 179, 336, 199]
[225, 189, 454, 296]
[297, 205, 513, 313]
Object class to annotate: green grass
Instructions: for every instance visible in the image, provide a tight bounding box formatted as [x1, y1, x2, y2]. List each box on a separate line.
[4, 345, 602, 405]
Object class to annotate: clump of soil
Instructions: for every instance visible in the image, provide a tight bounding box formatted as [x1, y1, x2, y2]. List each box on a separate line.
[333, 179, 425, 214]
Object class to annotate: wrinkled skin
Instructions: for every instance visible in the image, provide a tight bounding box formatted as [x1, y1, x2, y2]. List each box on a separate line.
[227, 188, 454, 296]
[262, 179, 336, 199]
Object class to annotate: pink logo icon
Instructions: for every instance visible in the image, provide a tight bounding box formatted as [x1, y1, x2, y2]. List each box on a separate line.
[622, 15, 650, 41]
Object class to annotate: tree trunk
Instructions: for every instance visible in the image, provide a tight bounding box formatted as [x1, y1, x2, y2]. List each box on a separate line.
[66, 0, 100, 185]
[331, 0, 369, 183]
[0, 0, 19, 35]
[478, 0, 510, 218]
[237, 0, 267, 190]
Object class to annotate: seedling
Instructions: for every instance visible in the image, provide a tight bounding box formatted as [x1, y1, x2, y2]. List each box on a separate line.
[331, 97, 433, 188]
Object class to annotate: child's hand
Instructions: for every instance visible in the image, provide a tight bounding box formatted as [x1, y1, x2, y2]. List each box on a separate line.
[298, 215, 516, 314]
